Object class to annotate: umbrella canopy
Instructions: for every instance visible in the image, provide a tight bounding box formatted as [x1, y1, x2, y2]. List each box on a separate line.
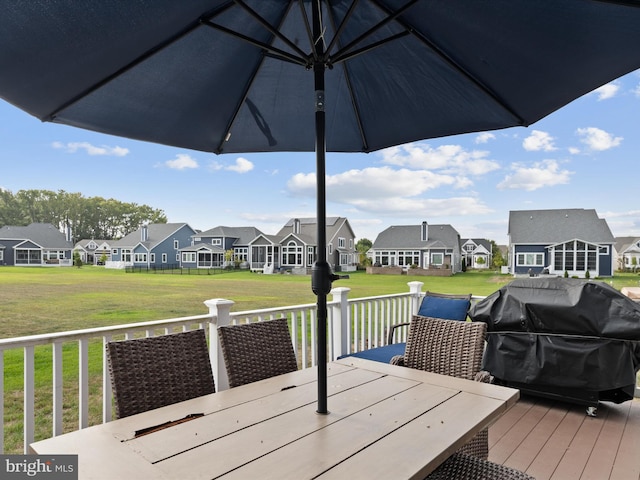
[2, 0, 640, 413]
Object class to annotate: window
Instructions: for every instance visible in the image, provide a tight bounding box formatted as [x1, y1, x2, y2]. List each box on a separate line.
[338, 237, 345, 248]
[307, 246, 314, 266]
[122, 249, 132, 262]
[193, 237, 201, 242]
[182, 252, 196, 263]
[598, 245, 609, 255]
[328, 244, 333, 254]
[174, 240, 179, 249]
[431, 253, 444, 265]
[234, 247, 248, 261]
[212, 238, 222, 246]
[517, 252, 544, 266]
[375, 251, 391, 266]
[349, 239, 353, 249]
[0, 250, 3, 261]
[112, 248, 118, 255]
[340, 253, 349, 265]
[552, 241, 598, 272]
[162, 253, 167, 263]
[282, 242, 303, 266]
[398, 250, 420, 266]
[134, 253, 147, 263]
[150, 253, 155, 263]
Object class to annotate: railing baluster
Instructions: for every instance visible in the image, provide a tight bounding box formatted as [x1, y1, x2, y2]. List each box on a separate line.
[53, 341, 63, 436]
[23, 345, 35, 454]
[103, 335, 113, 423]
[78, 338, 89, 429]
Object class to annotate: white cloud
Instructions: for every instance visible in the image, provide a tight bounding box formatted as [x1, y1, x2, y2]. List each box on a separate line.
[576, 127, 622, 151]
[497, 159, 573, 191]
[209, 156, 254, 173]
[633, 83, 640, 98]
[52, 141, 129, 157]
[380, 142, 500, 176]
[475, 133, 496, 144]
[522, 130, 557, 152]
[568, 147, 580, 155]
[591, 82, 620, 101]
[226, 157, 254, 173]
[164, 153, 199, 170]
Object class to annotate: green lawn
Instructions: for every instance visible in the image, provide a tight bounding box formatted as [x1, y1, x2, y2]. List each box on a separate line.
[1, 266, 638, 453]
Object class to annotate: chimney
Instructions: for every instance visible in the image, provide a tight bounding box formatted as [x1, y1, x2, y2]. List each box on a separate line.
[421, 221, 428, 242]
[141, 223, 149, 242]
[65, 222, 72, 243]
[294, 218, 301, 234]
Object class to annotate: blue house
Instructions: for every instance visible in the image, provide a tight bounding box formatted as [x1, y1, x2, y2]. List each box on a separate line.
[109, 223, 197, 269]
[180, 226, 264, 269]
[0, 223, 74, 266]
[508, 208, 615, 277]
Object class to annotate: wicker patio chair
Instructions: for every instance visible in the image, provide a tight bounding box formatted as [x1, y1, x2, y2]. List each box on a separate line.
[218, 318, 298, 388]
[426, 453, 535, 480]
[387, 291, 472, 345]
[391, 315, 489, 459]
[106, 329, 215, 418]
[392, 316, 534, 479]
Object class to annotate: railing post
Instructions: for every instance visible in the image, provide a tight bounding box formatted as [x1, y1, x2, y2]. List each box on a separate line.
[204, 298, 234, 391]
[407, 281, 424, 316]
[330, 287, 350, 360]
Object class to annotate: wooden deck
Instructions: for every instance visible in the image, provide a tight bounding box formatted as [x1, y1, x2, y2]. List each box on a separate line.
[489, 394, 640, 480]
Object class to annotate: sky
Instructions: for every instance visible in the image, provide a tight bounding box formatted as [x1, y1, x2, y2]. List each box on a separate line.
[1, 69, 639, 247]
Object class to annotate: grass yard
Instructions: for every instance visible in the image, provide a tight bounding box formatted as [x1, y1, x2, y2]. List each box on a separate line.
[1, 266, 638, 453]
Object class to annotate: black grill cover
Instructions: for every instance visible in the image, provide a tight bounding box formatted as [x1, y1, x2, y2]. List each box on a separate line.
[470, 277, 640, 404]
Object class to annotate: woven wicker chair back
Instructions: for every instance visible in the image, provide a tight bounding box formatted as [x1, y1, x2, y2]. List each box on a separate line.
[403, 315, 487, 381]
[106, 329, 215, 418]
[218, 318, 298, 388]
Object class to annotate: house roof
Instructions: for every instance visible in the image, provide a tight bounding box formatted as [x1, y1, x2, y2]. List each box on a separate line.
[0, 223, 73, 249]
[74, 239, 111, 249]
[194, 226, 264, 246]
[372, 224, 460, 249]
[112, 223, 193, 249]
[615, 237, 640, 254]
[461, 238, 492, 251]
[275, 217, 354, 246]
[508, 209, 614, 244]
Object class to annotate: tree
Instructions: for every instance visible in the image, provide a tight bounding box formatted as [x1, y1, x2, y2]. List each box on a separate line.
[0, 189, 167, 241]
[490, 240, 505, 269]
[356, 238, 373, 266]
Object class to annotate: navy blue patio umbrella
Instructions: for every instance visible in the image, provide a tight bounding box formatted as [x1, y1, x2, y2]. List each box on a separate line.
[2, 0, 640, 413]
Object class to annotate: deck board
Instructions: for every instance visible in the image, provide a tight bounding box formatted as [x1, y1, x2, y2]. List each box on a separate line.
[489, 394, 640, 480]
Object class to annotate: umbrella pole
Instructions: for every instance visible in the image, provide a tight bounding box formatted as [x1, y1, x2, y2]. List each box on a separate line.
[311, 0, 329, 415]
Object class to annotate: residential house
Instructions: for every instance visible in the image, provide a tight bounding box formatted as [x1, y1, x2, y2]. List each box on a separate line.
[181, 226, 264, 269]
[253, 217, 357, 274]
[0, 223, 73, 266]
[460, 238, 493, 269]
[74, 239, 113, 265]
[614, 237, 640, 272]
[369, 221, 463, 273]
[508, 208, 615, 277]
[109, 223, 197, 269]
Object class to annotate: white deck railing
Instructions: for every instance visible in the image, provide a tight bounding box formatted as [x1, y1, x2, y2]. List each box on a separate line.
[0, 281, 427, 454]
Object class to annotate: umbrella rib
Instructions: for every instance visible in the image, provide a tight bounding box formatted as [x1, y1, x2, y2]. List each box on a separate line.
[324, 4, 369, 151]
[39, 2, 237, 122]
[202, 20, 308, 67]
[329, 0, 418, 64]
[371, 0, 526, 125]
[233, 0, 310, 62]
[213, 1, 297, 153]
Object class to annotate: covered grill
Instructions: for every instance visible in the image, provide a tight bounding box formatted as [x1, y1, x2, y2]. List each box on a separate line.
[470, 277, 640, 412]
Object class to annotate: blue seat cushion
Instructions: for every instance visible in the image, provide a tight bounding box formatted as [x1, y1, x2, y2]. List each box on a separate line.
[417, 295, 470, 321]
[338, 343, 406, 364]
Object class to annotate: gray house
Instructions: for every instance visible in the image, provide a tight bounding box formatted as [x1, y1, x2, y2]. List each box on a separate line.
[251, 217, 357, 274]
[181, 226, 264, 268]
[369, 221, 462, 273]
[460, 238, 493, 270]
[615, 237, 640, 272]
[508, 208, 615, 277]
[109, 223, 197, 269]
[74, 239, 113, 265]
[0, 223, 74, 266]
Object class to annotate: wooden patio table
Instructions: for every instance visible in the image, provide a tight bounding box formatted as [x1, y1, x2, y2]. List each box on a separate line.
[30, 357, 518, 479]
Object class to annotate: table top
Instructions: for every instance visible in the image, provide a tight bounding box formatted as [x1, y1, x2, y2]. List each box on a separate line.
[31, 358, 519, 480]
